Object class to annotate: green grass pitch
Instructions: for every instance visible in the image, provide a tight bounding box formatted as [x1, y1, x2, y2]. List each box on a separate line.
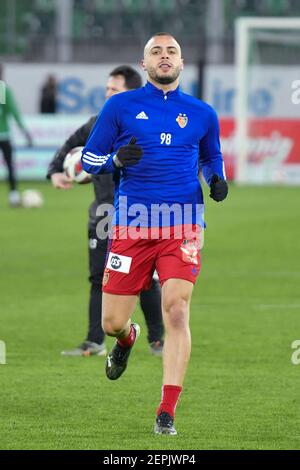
[0, 181, 300, 450]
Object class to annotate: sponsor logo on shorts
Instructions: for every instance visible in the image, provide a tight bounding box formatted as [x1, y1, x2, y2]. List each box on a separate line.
[107, 252, 132, 274]
[110, 255, 122, 269]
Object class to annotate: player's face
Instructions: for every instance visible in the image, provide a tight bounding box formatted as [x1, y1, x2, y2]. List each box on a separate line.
[142, 36, 183, 85]
[105, 75, 127, 99]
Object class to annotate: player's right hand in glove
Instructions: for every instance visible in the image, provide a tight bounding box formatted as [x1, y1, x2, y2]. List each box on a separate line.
[113, 136, 143, 168]
[209, 174, 228, 202]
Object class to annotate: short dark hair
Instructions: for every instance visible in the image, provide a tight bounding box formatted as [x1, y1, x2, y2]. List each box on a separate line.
[109, 65, 142, 90]
[150, 32, 177, 41]
[152, 32, 173, 37]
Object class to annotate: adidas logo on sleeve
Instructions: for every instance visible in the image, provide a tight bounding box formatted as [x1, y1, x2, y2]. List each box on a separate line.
[136, 111, 149, 120]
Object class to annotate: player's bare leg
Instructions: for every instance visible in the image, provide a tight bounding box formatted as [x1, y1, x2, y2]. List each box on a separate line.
[102, 293, 140, 380]
[154, 278, 193, 435]
[102, 293, 137, 338]
[162, 279, 193, 384]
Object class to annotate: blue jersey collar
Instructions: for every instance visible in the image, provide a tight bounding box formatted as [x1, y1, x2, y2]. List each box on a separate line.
[144, 81, 181, 97]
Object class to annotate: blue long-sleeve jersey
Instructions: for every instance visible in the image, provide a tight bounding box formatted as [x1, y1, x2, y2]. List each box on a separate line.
[82, 81, 225, 228]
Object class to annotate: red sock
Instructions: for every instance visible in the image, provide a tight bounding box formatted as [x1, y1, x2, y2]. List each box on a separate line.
[157, 385, 182, 418]
[117, 325, 136, 348]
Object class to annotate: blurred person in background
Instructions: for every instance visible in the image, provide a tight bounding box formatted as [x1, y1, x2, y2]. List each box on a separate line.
[0, 64, 33, 207]
[47, 65, 164, 357]
[40, 75, 57, 114]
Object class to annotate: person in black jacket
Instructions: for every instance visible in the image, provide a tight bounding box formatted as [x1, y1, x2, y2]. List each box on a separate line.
[47, 66, 164, 356]
[40, 75, 57, 114]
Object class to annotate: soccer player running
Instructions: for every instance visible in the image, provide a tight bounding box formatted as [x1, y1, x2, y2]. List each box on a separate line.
[81, 33, 228, 435]
[47, 66, 164, 357]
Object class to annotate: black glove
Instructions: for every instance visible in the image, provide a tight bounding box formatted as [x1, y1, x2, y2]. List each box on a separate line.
[209, 174, 228, 202]
[113, 136, 143, 168]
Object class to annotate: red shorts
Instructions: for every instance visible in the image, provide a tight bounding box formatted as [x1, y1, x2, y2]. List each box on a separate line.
[102, 225, 202, 295]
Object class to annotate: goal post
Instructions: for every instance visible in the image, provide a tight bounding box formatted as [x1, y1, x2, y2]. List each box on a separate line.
[235, 17, 300, 184]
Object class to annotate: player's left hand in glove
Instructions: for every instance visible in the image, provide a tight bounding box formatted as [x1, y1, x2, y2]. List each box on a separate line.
[209, 174, 228, 202]
[113, 136, 143, 168]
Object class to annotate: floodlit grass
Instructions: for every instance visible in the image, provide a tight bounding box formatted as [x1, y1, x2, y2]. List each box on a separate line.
[0, 181, 300, 450]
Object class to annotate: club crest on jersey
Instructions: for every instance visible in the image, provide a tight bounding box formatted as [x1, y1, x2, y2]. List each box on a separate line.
[176, 113, 188, 128]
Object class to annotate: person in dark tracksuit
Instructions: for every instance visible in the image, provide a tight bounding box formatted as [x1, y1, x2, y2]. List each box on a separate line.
[47, 66, 164, 356]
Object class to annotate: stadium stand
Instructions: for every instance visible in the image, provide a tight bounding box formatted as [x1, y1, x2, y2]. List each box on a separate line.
[0, 0, 299, 62]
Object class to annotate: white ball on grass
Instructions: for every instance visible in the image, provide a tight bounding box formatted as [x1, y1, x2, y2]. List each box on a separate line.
[22, 190, 44, 209]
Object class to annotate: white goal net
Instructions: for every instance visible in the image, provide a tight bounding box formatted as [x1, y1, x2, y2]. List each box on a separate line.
[235, 17, 300, 184]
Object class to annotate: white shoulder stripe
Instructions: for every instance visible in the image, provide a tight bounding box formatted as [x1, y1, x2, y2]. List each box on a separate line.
[86, 151, 111, 160]
[83, 153, 109, 161]
[83, 155, 108, 165]
[82, 158, 108, 166]
[85, 151, 110, 159]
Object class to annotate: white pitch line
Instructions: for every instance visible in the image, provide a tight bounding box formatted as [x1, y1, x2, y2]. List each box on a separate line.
[255, 304, 300, 310]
